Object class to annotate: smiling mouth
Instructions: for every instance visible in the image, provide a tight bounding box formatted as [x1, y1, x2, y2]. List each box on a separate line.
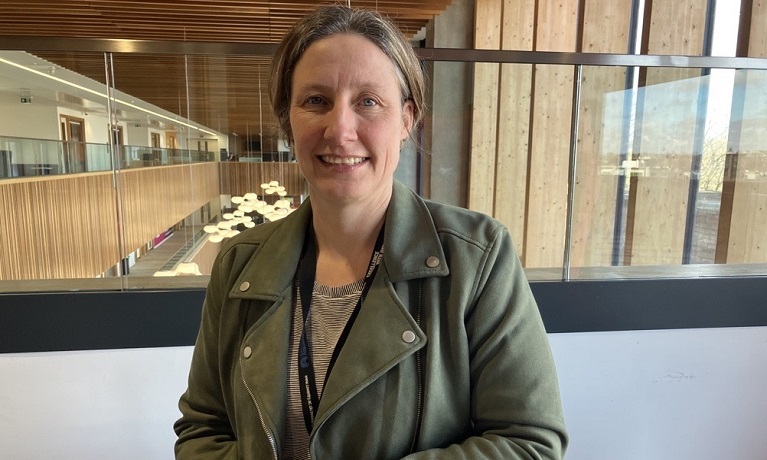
[320, 156, 367, 165]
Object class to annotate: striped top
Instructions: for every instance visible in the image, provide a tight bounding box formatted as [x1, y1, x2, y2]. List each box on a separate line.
[282, 279, 364, 460]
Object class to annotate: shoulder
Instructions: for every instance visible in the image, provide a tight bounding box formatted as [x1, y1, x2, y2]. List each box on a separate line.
[214, 201, 310, 275]
[221, 199, 311, 256]
[420, 195, 510, 251]
[219, 218, 283, 254]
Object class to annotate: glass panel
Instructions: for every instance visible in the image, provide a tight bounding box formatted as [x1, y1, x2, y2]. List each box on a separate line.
[2, 44, 766, 291]
[568, 66, 767, 279]
[0, 50, 121, 288]
[108, 53, 224, 287]
[100, 52, 304, 287]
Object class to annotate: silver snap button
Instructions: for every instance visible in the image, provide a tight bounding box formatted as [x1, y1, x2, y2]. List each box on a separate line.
[239, 281, 250, 292]
[425, 256, 440, 268]
[402, 330, 416, 343]
[243, 346, 252, 358]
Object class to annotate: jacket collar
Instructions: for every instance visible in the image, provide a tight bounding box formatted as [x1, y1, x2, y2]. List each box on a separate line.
[384, 180, 449, 282]
[228, 198, 311, 300]
[229, 180, 448, 300]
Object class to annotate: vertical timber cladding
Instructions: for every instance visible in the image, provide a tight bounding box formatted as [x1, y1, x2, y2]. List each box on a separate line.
[470, 0, 580, 268]
[469, 0, 503, 219]
[0, 174, 118, 280]
[718, 1, 767, 263]
[626, 0, 708, 266]
[119, 163, 220, 259]
[495, 0, 535, 258]
[525, 0, 579, 268]
[569, 0, 634, 268]
[750, 0, 767, 56]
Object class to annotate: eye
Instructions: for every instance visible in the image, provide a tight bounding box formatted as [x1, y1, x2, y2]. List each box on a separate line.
[306, 96, 324, 105]
[360, 97, 377, 107]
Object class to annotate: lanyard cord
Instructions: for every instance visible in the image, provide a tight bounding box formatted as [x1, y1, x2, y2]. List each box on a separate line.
[297, 223, 386, 434]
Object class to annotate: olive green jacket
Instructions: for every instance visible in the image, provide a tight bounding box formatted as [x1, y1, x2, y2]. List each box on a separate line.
[175, 181, 568, 459]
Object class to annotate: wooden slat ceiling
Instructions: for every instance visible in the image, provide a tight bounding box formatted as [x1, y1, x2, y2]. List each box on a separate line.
[0, 0, 453, 142]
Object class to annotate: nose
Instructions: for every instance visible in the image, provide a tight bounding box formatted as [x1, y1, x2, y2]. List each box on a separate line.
[323, 103, 358, 145]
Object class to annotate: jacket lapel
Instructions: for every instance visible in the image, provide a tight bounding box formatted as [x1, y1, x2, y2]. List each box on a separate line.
[229, 201, 312, 448]
[238, 292, 292, 449]
[312, 181, 448, 426]
[313, 268, 426, 426]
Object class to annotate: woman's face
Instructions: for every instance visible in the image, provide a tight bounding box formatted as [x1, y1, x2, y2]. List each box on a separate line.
[289, 33, 413, 208]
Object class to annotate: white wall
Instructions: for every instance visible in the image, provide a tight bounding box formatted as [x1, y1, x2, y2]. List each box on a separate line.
[0, 92, 59, 140]
[1, 327, 766, 459]
[551, 326, 767, 459]
[0, 347, 192, 460]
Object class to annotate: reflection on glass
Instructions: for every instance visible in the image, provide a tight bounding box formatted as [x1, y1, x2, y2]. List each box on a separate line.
[569, 67, 766, 278]
[0, 51, 228, 287]
[1, 46, 765, 289]
[108, 54, 304, 287]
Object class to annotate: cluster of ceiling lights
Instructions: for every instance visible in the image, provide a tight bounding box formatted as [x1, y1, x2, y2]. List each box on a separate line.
[204, 181, 295, 243]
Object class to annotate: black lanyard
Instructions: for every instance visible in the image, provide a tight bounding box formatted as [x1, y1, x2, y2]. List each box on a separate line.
[297, 223, 385, 434]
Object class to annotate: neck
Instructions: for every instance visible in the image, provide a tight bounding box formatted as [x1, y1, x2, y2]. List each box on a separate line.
[309, 191, 389, 287]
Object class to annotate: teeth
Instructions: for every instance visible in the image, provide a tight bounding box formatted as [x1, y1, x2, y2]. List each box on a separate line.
[321, 156, 365, 165]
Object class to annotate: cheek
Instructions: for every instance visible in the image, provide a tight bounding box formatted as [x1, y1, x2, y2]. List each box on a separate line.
[290, 117, 317, 144]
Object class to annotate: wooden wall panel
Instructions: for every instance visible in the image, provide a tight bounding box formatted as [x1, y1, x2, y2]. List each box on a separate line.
[468, 0, 764, 269]
[717, 3, 767, 264]
[0, 163, 309, 280]
[469, 0, 503, 216]
[470, 0, 580, 267]
[524, 0, 579, 267]
[581, 0, 633, 53]
[750, 1, 767, 57]
[725, 154, 767, 263]
[722, 3, 767, 263]
[644, 0, 708, 56]
[494, 0, 535, 255]
[535, 0, 580, 52]
[569, 0, 633, 268]
[0, 173, 119, 280]
[120, 163, 220, 257]
[469, 64, 500, 216]
[525, 65, 575, 267]
[626, 0, 708, 265]
[495, 64, 532, 255]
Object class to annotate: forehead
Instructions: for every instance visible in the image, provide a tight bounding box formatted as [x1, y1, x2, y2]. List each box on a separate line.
[292, 33, 400, 89]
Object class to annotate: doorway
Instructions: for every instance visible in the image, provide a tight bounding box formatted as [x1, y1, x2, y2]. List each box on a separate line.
[60, 115, 86, 173]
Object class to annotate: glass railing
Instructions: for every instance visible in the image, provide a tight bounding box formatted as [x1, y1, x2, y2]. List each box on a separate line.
[565, 66, 766, 279]
[0, 42, 765, 292]
[0, 136, 111, 177]
[118, 145, 215, 168]
[0, 135, 216, 179]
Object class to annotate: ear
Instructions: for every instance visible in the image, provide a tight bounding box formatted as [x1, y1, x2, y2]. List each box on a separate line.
[401, 99, 415, 139]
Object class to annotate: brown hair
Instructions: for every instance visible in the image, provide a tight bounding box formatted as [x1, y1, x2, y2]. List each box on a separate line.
[269, 5, 425, 144]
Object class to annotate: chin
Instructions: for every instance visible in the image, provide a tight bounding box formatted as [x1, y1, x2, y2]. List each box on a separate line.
[312, 181, 382, 204]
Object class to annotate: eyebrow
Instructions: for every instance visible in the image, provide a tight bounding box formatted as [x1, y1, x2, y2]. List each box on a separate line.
[293, 81, 389, 95]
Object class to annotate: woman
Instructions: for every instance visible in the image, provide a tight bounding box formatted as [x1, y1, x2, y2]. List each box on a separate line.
[175, 6, 567, 459]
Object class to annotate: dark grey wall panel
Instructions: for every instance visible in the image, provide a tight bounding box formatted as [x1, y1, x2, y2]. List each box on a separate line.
[1, 277, 765, 353]
[532, 277, 767, 333]
[0, 290, 204, 353]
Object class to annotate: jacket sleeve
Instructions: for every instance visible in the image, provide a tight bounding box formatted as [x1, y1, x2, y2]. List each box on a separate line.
[174, 250, 238, 459]
[404, 226, 568, 459]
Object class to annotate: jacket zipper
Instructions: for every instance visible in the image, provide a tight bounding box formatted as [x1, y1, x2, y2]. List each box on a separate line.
[240, 356, 278, 460]
[409, 280, 424, 453]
